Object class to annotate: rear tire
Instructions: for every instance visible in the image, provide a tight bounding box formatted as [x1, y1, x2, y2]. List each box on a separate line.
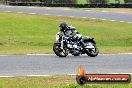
[85, 42, 99, 57]
[53, 43, 68, 57]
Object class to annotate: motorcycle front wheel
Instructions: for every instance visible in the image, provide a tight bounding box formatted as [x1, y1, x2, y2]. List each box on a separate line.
[72, 53, 80, 56]
[53, 43, 68, 57]
[85, 42, 99, 57]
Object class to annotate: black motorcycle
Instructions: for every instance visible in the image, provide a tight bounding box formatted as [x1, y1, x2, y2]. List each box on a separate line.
[53, 22, 99, 57]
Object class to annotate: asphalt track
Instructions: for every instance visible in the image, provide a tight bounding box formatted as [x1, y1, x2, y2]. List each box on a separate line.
[0, 54, 132, 76]
[0, 5, 132, 22]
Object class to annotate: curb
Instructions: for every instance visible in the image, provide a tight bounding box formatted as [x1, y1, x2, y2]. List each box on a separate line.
[0, 53, 132, 56]
[0, 73, 131, 78]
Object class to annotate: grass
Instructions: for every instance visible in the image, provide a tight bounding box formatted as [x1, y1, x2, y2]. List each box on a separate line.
[109, 0, 124, 3]
[77, 0, 87, 4]
[0, 12, 132, 55]
[0, 76, 131, 88]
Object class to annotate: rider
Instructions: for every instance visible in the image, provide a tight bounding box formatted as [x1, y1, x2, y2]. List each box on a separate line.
[59, 22, 81, 39]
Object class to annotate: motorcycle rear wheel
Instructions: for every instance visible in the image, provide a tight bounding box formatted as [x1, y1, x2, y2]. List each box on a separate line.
[85, 42, 99, 57]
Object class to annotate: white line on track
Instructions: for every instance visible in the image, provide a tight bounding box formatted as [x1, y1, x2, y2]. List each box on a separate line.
[28, 7, 35, 8]
[29, 13, 37, 15]
[57, 15, 63, 16]
[91, 18, 96, 19]
[82, 17, 87, 19]
[0, 73, 132, 77]
[0, 53, 131, 57]
[85, 10, 91, 12]
[0, 76, 15, 78]
[119, 12, 127, 14]
[17, 12, 24, 13]
[68, 74, 77, 76]
[32, 53, 132, 56]
[29, 53, 132, 56]
[28, 75, 51, 77]
[0, 55, 9, 56]
[128, 22, 132, 23]
[110, 20, 116, 22]
[109, 73, 132, 74]
[69, 73, 132, 75]
[64, 8, 71, 10]
[120, 21, 125, 23]
[26, 54, 54, 56]
[4, 11, 11, 12]
[101, 19, 106, 20]
[45, 7, 51, 10]
[6, 6, 12, 7]
[44, 14, 51, 15]
[101, 11, 108, 13]
[99, 53, 132, 56]
[69, 16, 75, 17]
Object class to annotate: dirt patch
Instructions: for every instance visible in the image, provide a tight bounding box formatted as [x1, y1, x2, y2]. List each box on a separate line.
[128, 38, 132, 42]
[110, 9, 132, 14]
[0, 43, 4, 46]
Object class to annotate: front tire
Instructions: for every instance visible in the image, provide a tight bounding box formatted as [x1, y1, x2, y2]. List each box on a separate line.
[53, 43, 68, 57]
[85, 42, 99, 57]
[72, 53, 80, 56]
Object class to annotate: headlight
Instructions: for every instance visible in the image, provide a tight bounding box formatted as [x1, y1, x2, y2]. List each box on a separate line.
[56, 32, 60, 41]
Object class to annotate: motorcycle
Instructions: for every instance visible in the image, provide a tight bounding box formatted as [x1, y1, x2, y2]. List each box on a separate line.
[53, 26, 99, 57]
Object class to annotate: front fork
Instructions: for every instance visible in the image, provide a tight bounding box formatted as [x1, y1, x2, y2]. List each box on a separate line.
[60, 36, 64, 50]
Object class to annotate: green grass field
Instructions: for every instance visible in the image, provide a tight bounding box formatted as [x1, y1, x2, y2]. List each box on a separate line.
[0, 76, 131, 88]
[0, 12, 132, 55]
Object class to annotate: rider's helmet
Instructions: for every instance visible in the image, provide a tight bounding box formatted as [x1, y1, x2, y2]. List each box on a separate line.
[59, 22, 68, 32]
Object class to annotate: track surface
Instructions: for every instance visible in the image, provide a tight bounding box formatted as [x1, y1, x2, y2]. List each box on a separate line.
[0, 6, 132, 22]
[0, 54, 132, 76]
